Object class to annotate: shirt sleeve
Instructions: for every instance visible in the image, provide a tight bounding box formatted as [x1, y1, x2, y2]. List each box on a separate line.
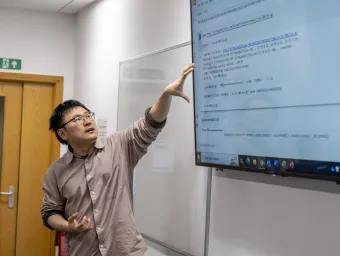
[117, 107, 166, 168]
[41, 169, 66, 230]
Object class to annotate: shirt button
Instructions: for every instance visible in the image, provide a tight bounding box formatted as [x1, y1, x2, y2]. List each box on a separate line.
[91, 191, 95, 195]
[94, 209, 99, 213]
[88, 175, 92, 179]
[100, 245, 104, 248]
[97, 227, 101, 231]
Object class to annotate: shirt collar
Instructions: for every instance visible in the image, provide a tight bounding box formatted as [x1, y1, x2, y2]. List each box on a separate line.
[64, 138, 105, 164]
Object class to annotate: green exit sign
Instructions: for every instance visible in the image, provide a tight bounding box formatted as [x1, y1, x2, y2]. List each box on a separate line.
[0, 58, 22, 70]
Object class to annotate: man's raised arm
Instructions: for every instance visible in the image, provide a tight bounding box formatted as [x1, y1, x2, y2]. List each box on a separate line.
[149, 64, 194, 122]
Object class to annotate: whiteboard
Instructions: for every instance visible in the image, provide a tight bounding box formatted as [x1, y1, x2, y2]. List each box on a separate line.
[117, 43, 210, 256]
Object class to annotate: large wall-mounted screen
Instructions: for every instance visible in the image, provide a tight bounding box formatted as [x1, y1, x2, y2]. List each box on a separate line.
[190, 0, 340, 181]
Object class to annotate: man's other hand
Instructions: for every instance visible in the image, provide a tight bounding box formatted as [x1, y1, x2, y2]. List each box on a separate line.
[68, 212, 92, 233]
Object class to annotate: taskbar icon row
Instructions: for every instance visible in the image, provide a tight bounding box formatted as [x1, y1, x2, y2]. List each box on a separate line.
[238, 155, 295, 172]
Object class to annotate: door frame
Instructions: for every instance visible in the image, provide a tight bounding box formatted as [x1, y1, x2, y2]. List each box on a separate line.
[0, 72, 63, 256]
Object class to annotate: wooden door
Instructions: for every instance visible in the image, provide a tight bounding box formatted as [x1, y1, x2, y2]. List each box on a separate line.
[0, 82, 24, 256]
[16, 83, 55, 255]
[0, 75, 63, 256]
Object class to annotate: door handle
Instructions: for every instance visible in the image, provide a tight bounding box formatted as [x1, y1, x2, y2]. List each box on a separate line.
[0, 185, 14, 208]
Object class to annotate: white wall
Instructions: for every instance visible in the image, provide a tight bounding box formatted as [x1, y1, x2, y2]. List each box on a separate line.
[75, 1, 340, 256]
[75, 0, 122, 133]
[119, 1, 191, 59]
[210, 171, 340, 256]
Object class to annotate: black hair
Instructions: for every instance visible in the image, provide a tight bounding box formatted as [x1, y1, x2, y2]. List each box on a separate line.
[49, 99, 90, 145]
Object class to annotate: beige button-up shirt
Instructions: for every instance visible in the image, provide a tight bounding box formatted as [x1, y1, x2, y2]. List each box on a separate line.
[41, 114, 164, 256]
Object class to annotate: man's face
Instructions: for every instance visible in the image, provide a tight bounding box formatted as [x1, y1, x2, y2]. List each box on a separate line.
[58, 107, 98, 145]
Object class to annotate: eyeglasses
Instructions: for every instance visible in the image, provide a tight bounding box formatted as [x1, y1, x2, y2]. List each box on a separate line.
[60, 112, 95, 128]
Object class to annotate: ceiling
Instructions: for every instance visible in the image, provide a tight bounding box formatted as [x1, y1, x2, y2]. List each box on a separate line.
[0, 0, 98, 14]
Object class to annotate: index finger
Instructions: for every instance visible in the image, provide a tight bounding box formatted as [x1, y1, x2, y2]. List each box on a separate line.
[182, 64, 194, 74]
[181, 64, 194, 80]
[68, 212, 78, 222]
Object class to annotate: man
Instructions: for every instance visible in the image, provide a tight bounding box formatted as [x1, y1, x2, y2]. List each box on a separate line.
[41, 64, 194, 256]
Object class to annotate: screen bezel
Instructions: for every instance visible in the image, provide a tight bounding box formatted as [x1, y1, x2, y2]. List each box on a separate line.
[189, 0, 340, 183]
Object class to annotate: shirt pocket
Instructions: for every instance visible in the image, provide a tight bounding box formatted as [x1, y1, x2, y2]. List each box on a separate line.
[101, 165, 119, 186]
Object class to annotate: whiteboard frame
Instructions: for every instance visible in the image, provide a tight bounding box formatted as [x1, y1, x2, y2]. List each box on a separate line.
[117, 42, 212, 256]
[119, 41, 191, 64]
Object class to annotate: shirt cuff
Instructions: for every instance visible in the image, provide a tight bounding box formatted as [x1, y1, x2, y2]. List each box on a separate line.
[145, 107, 167, 129]
[43, 210, 65, 230]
